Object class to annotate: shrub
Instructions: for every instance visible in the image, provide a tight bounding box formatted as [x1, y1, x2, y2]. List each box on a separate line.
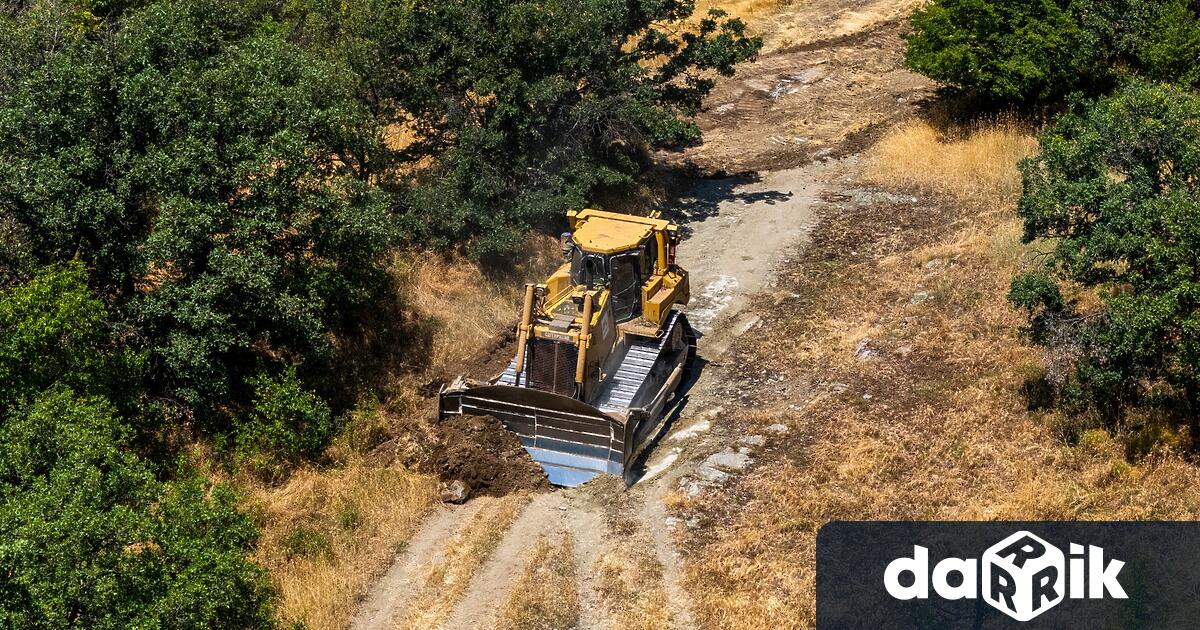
[279, 524, 333, 561]
[234, 367, 334, 480]
[1011, 81, 1200, 440]
[0, 387, 275, 628]
[0, 263, 140, 412]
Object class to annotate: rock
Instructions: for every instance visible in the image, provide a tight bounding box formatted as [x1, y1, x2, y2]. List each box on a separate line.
[439, 479, 470, 504]
[696, 465, 730, 483]
[923, 258, 947, 271]
[766, 423, 790, 434]
[855, 338, 879, 361]
[703, 449, 752, 472]
[665, 516, 681, 528]
[670, 419, 712, 441]
[738, 446, 752, 455]
[740, 435, 767, 447]
[911, 291, 930, 304]
[680, 477, 705, 497]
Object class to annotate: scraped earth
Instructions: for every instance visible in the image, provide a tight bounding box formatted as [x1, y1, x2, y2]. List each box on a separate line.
[351, 2, 932, 628]
[433, 415, 549, 498]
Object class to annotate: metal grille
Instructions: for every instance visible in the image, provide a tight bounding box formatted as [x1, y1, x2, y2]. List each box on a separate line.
[526, 339, 578, 397]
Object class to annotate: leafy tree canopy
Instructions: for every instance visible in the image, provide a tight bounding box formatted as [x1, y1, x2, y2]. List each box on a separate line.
[1011, 81, 1200, 428]
[0, 387, 275, 628]
[0, 0, 394, 409]
[0, 262, 138, 412]
[905, 0, 1200, 104]
[284, 0, 762, 256]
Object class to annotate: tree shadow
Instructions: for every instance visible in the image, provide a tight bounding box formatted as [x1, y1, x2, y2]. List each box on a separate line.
[655, 166, 795, 239]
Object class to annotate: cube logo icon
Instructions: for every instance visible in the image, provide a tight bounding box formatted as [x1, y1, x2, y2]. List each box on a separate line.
[981, 531, 1065, 621]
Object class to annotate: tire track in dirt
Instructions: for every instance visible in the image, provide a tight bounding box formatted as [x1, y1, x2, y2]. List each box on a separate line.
[442, 493, 564, 629]
[350, 501, 482, 630]
[566, 497, 610, 629]
[637, 469, 698, 629]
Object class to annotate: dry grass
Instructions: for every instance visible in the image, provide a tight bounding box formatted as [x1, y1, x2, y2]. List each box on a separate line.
[252, 460, 439, 630]
[673, 120, 1200, 629]
[697, 0, 789, 21]
[592, 540, 673, 630]
[401, 237, 561, 379]
[495, 534, 580, 630]
[862, 116, 1039, 208]
[397, 493, 530, 630]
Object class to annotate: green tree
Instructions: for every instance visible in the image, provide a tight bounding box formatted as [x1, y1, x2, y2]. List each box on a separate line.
[905, 0, 1086, 103]
[905, 0, 1200, 104]
[284, 0, 762, 256]
[0, 0, 394, 410]
[0, 262, 137, 411]
[1011, 81, 1200, 436]
[0, 387, 275, 628]
[233, 365, 334, 481]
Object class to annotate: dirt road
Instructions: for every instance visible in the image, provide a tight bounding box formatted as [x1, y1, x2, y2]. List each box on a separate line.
[350, 2, 930, 628]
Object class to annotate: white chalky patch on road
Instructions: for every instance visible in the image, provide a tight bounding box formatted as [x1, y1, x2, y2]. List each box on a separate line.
[688, 274, 739, 332]
[670, 419, 712, 441]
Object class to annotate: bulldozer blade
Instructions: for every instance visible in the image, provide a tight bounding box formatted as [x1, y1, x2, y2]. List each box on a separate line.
[439, 382, 637, 487]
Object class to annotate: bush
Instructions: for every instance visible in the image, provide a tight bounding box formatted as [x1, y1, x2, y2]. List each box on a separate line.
[0, 263, 138, 411]
[905, 0, 1200, 104]
[279, 524, 333, 560]
[1011, 81, 1200, 439]
[0, 387, 275, 628]
[234, 367, 334, 480]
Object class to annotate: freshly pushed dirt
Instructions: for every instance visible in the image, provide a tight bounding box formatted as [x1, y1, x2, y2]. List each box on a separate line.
[434, 414, 549, 497]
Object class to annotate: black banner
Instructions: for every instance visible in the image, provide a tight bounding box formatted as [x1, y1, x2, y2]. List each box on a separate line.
[817, 522, 1200, 629]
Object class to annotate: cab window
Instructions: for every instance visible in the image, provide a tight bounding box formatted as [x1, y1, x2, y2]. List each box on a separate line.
[571, 249, 609, 288]
[610, 252, 642, 322]
[641, 236, 658, 277]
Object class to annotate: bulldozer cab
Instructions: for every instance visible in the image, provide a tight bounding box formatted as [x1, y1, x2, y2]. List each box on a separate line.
[568, 248, 642, 322]
[566, 209, 672, 325]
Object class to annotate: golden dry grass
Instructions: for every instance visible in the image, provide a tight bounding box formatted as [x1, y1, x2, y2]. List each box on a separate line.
[252, 460, 439, 630]
[495, 534, 580, 630]
[862, 116, 1039, 208]
[398, 494, 530, 630]
[674, 120, 1200, 629]
[592, 540, 673, 630]
[401, 237, 562, 379]
[697, 0, 790, 22]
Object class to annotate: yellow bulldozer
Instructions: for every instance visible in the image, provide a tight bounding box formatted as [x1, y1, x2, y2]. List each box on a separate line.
[439, 209, 694, 486]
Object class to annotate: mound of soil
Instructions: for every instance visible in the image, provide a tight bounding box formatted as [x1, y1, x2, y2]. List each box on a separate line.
[434, 414, 549, 497]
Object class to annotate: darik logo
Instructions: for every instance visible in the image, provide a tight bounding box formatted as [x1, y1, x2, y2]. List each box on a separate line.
[883, 530, 1128, 622]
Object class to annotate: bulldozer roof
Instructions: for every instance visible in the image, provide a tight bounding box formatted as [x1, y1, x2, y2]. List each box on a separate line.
[568, 209, 671, 255]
